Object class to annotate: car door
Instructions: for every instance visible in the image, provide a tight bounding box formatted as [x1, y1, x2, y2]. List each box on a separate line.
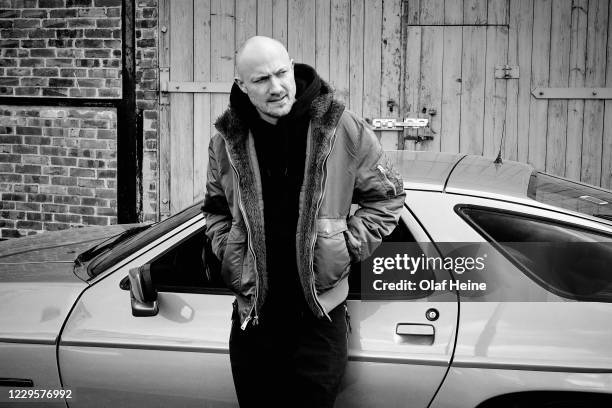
[58, 215, 239, 408]
[405, 191, 612, 407]
[336, 207, 459, 408]
[58, 206, 459, 408]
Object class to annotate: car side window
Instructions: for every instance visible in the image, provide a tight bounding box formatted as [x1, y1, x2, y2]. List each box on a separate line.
[148, 229, 228, 294]
[459, 206, 612, 302]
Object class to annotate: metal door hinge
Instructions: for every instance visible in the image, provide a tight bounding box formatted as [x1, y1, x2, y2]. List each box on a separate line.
[495, 65, 519, 79]
[532, 87, 612, 99]
[159, 67, 170, 105]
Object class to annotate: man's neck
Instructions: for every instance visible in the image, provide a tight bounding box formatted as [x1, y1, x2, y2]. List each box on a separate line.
[257, 111, 279, 125]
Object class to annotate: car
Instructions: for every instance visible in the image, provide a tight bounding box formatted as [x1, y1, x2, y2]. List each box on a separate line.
[1, 151, 611, 408]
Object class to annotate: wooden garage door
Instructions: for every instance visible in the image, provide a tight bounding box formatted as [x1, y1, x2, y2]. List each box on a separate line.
[157, 0, 406, 216]
[399, 1, 509, 158]
[157, 0, 612, 217]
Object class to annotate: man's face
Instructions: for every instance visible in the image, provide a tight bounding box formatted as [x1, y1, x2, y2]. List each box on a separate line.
[235, 52, 296, 124]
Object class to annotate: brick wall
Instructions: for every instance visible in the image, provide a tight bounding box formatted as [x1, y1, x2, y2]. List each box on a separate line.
[0, 0, 161, 237]
[136, 0, 158, 223]
[0, 0, 122, 98]
[0, 0, 125, 238]
[0, 105, 117, 238]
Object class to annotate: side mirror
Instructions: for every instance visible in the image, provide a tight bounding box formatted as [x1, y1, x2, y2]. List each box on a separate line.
[129, 264, 158, 317]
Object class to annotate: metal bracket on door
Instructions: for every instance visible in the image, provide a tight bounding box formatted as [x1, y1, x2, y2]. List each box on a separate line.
[159, 67, 170, 105]
[532, 87, 612, 99]
[371, 116, 434, 143]
[494, 65, 519, 79]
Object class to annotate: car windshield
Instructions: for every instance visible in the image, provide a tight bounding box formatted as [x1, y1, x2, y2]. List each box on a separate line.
[87, 200, 205, 279]
[528, 172, 612, 222]
[74, 224, 152, 267]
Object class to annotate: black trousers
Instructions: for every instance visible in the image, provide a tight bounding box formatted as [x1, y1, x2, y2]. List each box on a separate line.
[229, 302, 349, 408]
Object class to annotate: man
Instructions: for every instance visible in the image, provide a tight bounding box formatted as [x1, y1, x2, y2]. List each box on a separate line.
[202, 36, 405, 407]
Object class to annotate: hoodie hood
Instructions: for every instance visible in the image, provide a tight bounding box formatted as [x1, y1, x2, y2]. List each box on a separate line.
[229, 63, 322, 127]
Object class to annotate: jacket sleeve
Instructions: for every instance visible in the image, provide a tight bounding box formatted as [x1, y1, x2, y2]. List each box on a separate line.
[345, 122, 406, 262]
[201, 136, 231, 261]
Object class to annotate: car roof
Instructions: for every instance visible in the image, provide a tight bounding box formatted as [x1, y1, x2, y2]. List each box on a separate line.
[383, 150, 533, 197]
[384, 150, 612, 227]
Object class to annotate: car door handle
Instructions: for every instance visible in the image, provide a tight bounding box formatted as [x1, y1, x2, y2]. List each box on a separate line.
[396, 323, 435, 337]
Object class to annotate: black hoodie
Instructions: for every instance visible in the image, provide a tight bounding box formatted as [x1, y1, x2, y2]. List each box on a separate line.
[229, 63, 322, 321]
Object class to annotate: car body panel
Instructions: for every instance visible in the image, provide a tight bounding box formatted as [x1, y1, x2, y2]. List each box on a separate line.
[58, 219, 237, 407]
[445, 155, 534, 200]
[1, 152, 612, 407]
[0, 226, 127, 343]
[383, 151, 464, 192]
[0, 282, 84, 343]
[431, 368, 612, 408]
[0, 343, 66, 407]
[58, 210, 460, 408]
[0, 224, 134, 265]
[406, 190, 612, 402]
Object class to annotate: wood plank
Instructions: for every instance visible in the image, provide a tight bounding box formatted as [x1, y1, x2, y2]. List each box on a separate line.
[418, 26, 443, 152]
[444, 0, 463, 24]
[581, 0, 608, 185]
[488, 0, 508, 25]
[405, 0, 420, 25]
[603, 1, 612, 189]
[463, 0, 487, 25]
[210, 0, 233, 209]
[381, 0, 402, 116]
[527, 0, 551, 171]
[459, 26, 486, 155]
[349, 0, 364, 116]
[330, 0, 350, 103]
[165, 81, 233, 93]
[545, 0, 570, 176]
[515, 0, 533, 163]
[419, 0, 443, 25]
[315, 0, 331, 80]
[504, 0, 519, 161]
[441, 26, 462, 153]
[402, 26, 421, 150]
[272, 0, 288, 47]
[169, 0, 194, 213]
[257, 0, 273, 37]
[362, 0, 382, 120]
[565, 0, 587, 180]
[193, 0, 212, 203]
[483, 26, 508, 158]
[483, 0, 508, 158]
[158, 0, 171, 218]
[287, 0, 316, 65]
[236, 0, 256, 49]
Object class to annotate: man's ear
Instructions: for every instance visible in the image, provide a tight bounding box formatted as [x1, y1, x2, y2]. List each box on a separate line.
[234, 77, 247, 94]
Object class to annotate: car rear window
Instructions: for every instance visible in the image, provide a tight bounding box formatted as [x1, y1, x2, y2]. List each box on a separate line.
[459, 206, 612, 302]
[528, 172, 612, 222]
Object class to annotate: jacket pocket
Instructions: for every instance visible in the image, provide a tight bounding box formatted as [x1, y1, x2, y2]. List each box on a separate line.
[221, 225, 247, 293]
[314, 218, 351, 291]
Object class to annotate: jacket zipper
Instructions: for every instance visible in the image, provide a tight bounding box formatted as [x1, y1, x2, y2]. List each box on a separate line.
[225, 145, 259, 330]
[308, 125, 340, 321]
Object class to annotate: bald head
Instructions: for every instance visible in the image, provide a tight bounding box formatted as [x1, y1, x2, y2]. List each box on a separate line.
[234, 36, 296, 124]
[236, 36, 290, 79]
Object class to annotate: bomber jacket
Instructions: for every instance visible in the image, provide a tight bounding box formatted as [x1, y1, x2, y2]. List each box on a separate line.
[202, 78, 406, 328]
